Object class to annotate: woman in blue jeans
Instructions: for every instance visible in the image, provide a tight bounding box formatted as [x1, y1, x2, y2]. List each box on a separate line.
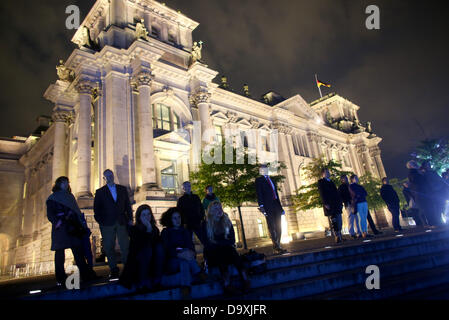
[349, 175, 370, 238]
[160, 207, 206, 299]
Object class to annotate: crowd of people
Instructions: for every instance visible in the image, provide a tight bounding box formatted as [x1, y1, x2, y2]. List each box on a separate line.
[45, 161, 448, 298]
[46, 171, 256, 298]
[317, 161, 449, 243]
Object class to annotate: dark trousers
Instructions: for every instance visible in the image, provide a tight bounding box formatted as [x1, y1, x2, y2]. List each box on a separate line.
[265, 213, 282, 248]
[409, 208, 427, 226]
[328, 214, 342, 235]
[367, 211, 379, 233]
[54, 246, 92, 283]
[82, 235, 94, 268]
[99, 223, 130, 272]
[387, 206, 402, 231]
[187, 224, 205, 246]
[136, 243, 164, 287]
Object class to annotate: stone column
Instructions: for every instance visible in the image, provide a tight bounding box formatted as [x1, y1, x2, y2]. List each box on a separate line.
[135, 71, 157, 190]
[51, 110, 69, 182]
[361, 145, 375, 176]
[191, 89, 213, 145]
[306, 132, 321, 159]
[76, 81, 94, 198]
[370, 146, 387, 179]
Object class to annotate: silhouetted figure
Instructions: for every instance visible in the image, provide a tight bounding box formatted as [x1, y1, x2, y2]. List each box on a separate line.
[94, 169, 133, 279]
[119, 205, 164, 292]
[380, 177, 402, 231]
[202, 201, 251, 295]
[339, 175, 361, 238]
[160, 207, 205, 299]
[177, 181, 206, 245]
[421, 161, 446, 226]
[407, 160, 432, 227]
[202, 185, 220, 212]
[46, 177, 98, 285]
[317, 169, 343, 243]
[256, 164, 287, 254]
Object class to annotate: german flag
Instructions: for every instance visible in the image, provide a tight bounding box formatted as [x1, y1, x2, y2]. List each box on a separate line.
[317, 79, 331, 88]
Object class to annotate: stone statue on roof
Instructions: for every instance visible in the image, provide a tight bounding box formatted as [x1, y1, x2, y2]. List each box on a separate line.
[79, 26, 99, 50]
[56, 60, 75, 82]
[136, 19, 149, 41]
[191, 41, 203, 63]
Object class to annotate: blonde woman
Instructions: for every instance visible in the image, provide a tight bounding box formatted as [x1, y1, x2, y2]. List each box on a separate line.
[202, 201, 251, 295]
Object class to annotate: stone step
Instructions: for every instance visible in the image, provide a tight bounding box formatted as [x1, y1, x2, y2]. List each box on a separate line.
[26, 229, 449, 300]
[212, 249, 449, 300]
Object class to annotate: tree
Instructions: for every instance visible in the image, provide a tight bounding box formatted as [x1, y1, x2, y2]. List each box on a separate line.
[358, 173, 383, 211]
[292, 158, 352, 212]
[411, 138, 449, 175]
[190, 142, 285, 249]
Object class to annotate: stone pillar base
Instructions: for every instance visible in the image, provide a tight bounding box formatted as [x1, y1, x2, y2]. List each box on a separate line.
[76, 196, 94, 209]
[134, 186, 166, 202]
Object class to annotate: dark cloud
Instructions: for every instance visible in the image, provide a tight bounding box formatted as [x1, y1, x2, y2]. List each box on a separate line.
[0, 0, 448, 179]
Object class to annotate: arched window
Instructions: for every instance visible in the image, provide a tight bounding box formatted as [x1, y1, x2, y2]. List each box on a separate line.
[152, 103, 181, 132]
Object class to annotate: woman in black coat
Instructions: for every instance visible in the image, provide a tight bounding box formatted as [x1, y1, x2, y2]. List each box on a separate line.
[46, 177, 97, 285]
[119, 204, 164, 292]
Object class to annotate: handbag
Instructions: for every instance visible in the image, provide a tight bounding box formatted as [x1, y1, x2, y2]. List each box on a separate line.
[66, 211, 89, 238]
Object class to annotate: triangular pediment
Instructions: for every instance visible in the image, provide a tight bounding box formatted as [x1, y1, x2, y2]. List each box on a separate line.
[274, 95, 319, 120]
[210, 110, 229, 121]
[236, 118, 252, 128]
[154, 130, 191, 145]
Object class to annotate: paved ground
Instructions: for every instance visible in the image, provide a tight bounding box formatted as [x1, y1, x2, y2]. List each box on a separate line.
[0, 226, 443, 299]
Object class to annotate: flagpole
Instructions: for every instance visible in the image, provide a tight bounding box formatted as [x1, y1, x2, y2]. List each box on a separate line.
[315, 74, 323, 98]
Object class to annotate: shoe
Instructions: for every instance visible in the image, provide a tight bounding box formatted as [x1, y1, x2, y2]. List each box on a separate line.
[350, 234, 358, 239]
[242, 279, 251, 293]
[274, 247, 287, 254]
[335, 236, 342, 243]
[109, 267, 120, 280]
[373, 230, 382, 235]
[224, 284, 241, 296]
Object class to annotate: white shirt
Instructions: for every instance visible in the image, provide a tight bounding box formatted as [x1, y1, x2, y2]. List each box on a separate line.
[107, 184, 117, 202]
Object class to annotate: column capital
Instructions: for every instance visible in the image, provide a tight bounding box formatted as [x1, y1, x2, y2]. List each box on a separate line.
[189, 89, 211, 107]
[134, 70, 154, 87]
[51, 110, 71, 123]
[76, 80, 96, 95]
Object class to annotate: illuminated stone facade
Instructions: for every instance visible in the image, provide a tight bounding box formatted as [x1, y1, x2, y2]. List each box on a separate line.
[0, 0, 389, 276]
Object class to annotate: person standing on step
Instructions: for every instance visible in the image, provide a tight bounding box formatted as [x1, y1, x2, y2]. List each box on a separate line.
[380, 177, 402, 232]
[255, 164, 287, 254]
[46, 176, 98, 286]
[407, 160, 431, 227]
[94, 169, 133, 280]
[421, 161, 446, 226]
[177, 181, 206, 245]
[338, 175, 361, 239]
[349, 174, 370, 238]
[202, 185, 220, 212]
[317, 169, 344, 243]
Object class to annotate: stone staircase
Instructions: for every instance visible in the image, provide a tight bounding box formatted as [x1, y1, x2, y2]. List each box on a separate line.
[25, 228, 449, 300]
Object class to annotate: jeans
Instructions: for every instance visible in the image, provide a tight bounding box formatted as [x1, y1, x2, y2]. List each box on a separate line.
[357, 202, 369, 233]
[99, 222, 130, 272]
[347, 206, 362, 236]
[329, 214, 342, 235]
[166, 257, 201, 287]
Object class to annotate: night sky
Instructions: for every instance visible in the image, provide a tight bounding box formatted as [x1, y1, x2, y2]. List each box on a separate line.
[0, 0, 448, 179]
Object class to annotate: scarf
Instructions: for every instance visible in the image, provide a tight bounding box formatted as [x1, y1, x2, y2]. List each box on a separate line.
[47, 191, 83, 220]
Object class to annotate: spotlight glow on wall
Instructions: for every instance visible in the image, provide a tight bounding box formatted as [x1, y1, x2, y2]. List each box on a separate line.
[280, 215, 292, 244]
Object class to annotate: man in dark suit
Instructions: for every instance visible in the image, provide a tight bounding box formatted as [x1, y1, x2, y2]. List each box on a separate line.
[318, 169, 343, 243]
[256, 164, 287, 254]
[177, 181, 206, 244]
[94, 169, 133, 279]
[380, 177, 402, 232]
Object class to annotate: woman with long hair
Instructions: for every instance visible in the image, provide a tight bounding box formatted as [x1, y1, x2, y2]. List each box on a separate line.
[46, 177, 98, 286]
[119, 204, 164, 292]
[202, 201, 250, 295]
[160, 207, 206, 299]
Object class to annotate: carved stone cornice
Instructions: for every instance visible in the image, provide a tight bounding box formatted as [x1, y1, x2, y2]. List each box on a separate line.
[250, 118, 260, 129]
[271, 121, 292, 134]
[369, 146, 381, 157]
[225, 111, 238, 124]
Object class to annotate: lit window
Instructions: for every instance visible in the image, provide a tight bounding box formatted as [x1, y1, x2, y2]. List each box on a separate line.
[232, 220, 239, 243]
[261, 136, 270, 152]
[240, 131, 248, 148]
[160, 160, 178, 194]
[214, 125, 223, 142]
[152, 104, 180, 132]
[257, 219, 265, 237]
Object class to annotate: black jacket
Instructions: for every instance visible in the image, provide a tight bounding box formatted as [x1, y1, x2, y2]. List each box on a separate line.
[94, 184, 133, 226]
[317, 178, 343, 216]
[46, 200, 82, 251]
[338, 183, 352, 206]
[177, 193, 205, 229]
[255, 176, 284, 216]
[380, 184, 400, 208]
